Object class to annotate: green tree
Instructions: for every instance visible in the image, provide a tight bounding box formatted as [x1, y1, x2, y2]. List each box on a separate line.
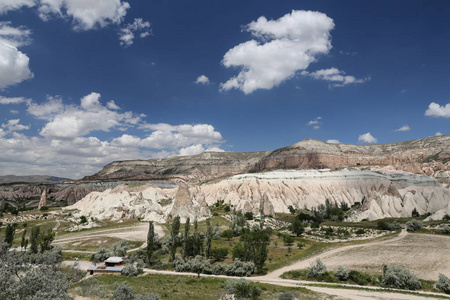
[147, 221, 155, 263]
[21, 229, 28, 250]
[290, 219, 304, 237]
[239, 229, 270, 272]
[4, 223, 16, 247]
[170, 215, 180, 261]
[39, 228, 55, 253]
[29, 226, 40, 254]
[205, 218, 212, 259]
[183, 217, 190, 259]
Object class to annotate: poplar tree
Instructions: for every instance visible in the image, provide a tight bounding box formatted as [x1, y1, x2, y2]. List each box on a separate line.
[183, 217, 190, 258]
[205, 218, 212, 259]
[147, 221, 154, 263]
[170, 215, 180, 261]
[29, 226, 40, 254]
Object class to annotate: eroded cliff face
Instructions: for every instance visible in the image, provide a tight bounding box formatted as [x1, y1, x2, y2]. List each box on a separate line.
[66, 183, 210, 223]
[191, 169, 449, 221]
[82, 135, 450, 186]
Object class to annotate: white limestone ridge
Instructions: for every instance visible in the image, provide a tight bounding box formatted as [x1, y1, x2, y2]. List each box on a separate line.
[66, 183, 210, 223]
[191, 168, 449, 221]
[67, 168, 449, 222]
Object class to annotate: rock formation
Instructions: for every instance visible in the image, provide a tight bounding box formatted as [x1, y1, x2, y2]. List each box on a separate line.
[66, 183, 210, 223]
[38, 189, 47, 209]
[82, 135, 450, 186]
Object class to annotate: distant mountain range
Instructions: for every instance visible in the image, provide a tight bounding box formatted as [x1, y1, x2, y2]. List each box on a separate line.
[82, 135, 449, 185]
[0, 175, 70, 184]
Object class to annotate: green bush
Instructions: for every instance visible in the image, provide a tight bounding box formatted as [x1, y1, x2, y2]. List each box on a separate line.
[93, 246, 110, 262]
[211, 248, 228, 260]
[121, 264, 138, 277]
[441, 224, 450, 235]
[406, 220, 422, 232]
[382, 265, 421, 290]
[113, 282, 135, 300]
[334, 266, 349, 281]
[278, 292, 299, 300]
[282, 235, 294, 245]
[436, 273, 450, 294]
[307, 259, 327, 278]
[244, 212, 253, 220]
[222, 279, 261, 299]
[39, 206, 49, 211]
[79, 215, 88, 224]
[348, 270, 372, 285]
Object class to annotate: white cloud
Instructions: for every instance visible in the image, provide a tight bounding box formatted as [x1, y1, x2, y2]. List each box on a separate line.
[0, 96, 31, 104]
[435, 132, 442, 136]
[220, 10, 334, 94]
[10, 110, 18, 114]
[326, 139, 340, 144]
[0, 92, 226, 178]
[1, 118, 29, 132]
[301, 68, 368, 87]
[179, 144, 205, 156]
[425, 102, 450, 118]
[38, 0, 130, 30]
[307, 116, 322, 129]
[195, 75, 210, 85]
[119, 18, 151, 47]
[358, 132, 378, 144]
[394, 125, 410, 132]
[205, 146, 225, 152]
[0, 22, 32, 47]
[0, 0, 34, 14]
[0, 42, 33, 89]
[29, 92, 141, 139]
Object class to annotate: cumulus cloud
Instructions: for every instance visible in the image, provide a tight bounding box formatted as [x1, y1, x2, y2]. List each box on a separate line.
[30, 92, 141, 139]
[220, 10, 335, 94]
[0, 0, 34, 14]
[0, 96, 31, 104]
[0, 92, 225, 177]
[38, 0, 130, 30]
[358, 132, 378, 144]
[301, 68, 368, 87]
[0, 22, 32, 47]
[326, 139, 340, 144]
[435, 132, 442, 136]
[119, 18, 151, 47]
[307, 116, 322, 129]
[394, 125, 410, 132]
[195, 75, 210, 84]
[1, 119, 29, 133]
[0, 42, 33, 89]
[425, 102, 450, 118]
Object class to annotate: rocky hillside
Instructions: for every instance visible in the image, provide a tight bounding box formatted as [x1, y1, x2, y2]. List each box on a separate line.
[82, 135, 450, 185]
[0, 175, 69, 184]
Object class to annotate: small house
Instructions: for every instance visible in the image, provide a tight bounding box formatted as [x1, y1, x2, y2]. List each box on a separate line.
[87, 257, 125, 275]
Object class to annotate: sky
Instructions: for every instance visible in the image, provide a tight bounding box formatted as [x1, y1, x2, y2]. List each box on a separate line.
[0, 0, 449, 179]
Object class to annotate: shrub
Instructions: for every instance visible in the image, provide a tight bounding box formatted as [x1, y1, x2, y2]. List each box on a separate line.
[334, 266, 349, 281]
[222, 230, 234, 240]
[411, 208, 420, 217]
[297, 242, 304, 249]
[348, 270, 372, 285]
[355, 228, 365, 235]
[112, 240, 129, 256]
[442, 224, 450, 235]
[79, 215, 88, 224]
[278, 292, 299, 300]
[443, 214, 450, 221]
[283, 235, 294, 245]
[113, 282, 134, 300]
[39, 206, 49, 211]
[222, 279, 261, 299]
[377, 220, 390, 230]
[388, 222, 402, 230]
[211, 248, 228, 260]
[307, 259, 327, 278]
[436, 273, 450, 294]
[406, 220, 422, 232]
[93, 246, 110, 262]
[244, 212, 253, 220]
[381, 265, 421, 290]
[121, 264, 138, 277]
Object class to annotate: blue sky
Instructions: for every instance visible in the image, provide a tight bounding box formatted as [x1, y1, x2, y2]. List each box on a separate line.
[0, 0, 448, 178]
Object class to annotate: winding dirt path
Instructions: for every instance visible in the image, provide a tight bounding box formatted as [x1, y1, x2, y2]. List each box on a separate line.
[259, 229, 408, 280]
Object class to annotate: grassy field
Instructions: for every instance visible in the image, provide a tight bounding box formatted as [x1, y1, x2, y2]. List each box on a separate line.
[71, 274, 326, 300]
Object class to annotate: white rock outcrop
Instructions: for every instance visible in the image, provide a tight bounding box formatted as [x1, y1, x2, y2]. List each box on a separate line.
[192, 169, 449, 221]
[66, 183, 210, 223]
